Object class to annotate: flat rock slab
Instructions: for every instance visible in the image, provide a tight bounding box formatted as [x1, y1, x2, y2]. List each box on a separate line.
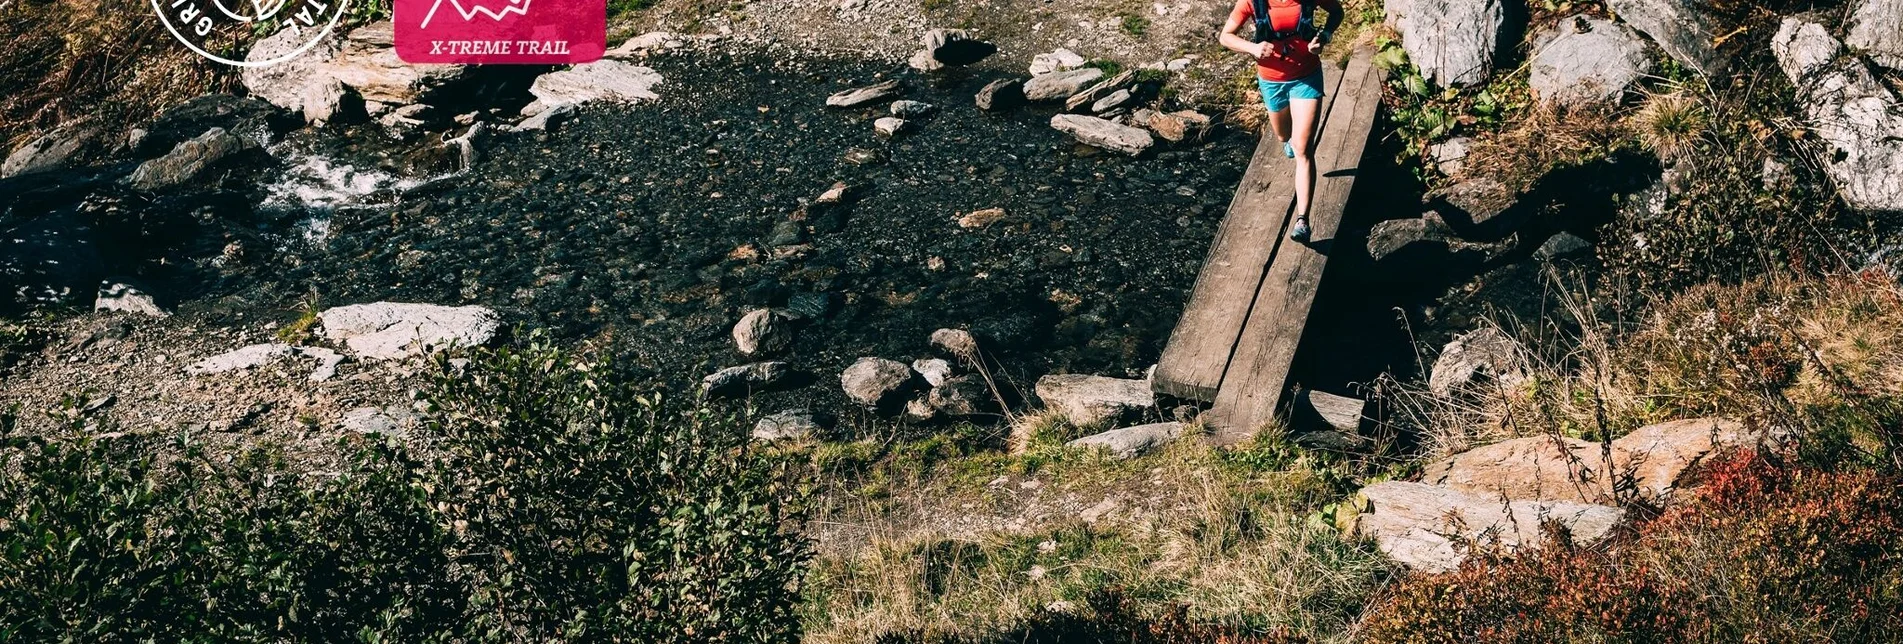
[1050, 114, 1153, 156]
[1425, 435, 1611, 503]
[1355, 481, 1625, 572]
[1067, 421, 1185, 459]
[318, 302, 500, 360]
[703, 361, 793, 398]
[529, 60, 663, 106]
[753, 409, 828, 441]
[1609, 417, 1752, 499]
[1034, 373, 1152, 427]
[187, 343, 296, 376]
[826, 79, 902, 108]
[1022, 68, 1104, 102]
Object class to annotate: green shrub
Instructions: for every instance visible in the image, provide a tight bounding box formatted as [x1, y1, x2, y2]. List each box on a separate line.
[0, 341, 811, 642]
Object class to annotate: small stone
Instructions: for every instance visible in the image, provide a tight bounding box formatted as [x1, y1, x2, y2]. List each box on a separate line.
[826, 79, 902, 108]
[1050, 114, 1153, 156]
[930, 328, 980, 358]
[1535, 232, 1593, 259]
[959, 207, 1006, 229]
[912, 358, 954, 387]
[873, 117, 910, 137]
[1029, 48, 1086, 75]
[928, 375, 993, 417]
[1066, 422, 1185, 459]
[1145, 110, 1211, 142]
[94, 282, 168, 317]
[975, 78, 1025, 111]
[1090, 89, 1132, 114]
[753, 409, 829, 441]
[1035, 374, 1153, 426]
[1428, 327, 1527, 396]
[889, 100, 936, 117]
[1429, 136, 1472, 176]
[840, 357, 919, 408]
[903, 397, 940, 422]
[816, 181, 851, 204]
[702, 361, 793, 398]
[732, 308, 794, 355]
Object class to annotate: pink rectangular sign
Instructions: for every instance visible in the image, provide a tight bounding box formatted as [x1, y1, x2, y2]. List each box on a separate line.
[394, 0, 604, 64]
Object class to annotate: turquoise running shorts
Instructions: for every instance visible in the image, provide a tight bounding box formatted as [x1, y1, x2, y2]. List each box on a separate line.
[1257, 71, 1326, 113]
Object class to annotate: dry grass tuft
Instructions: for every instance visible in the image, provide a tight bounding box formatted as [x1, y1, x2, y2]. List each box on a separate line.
[1006, 408, 1075, 454]
[1630, 89, 1711, 163]
[1456, 103, 1625, 192]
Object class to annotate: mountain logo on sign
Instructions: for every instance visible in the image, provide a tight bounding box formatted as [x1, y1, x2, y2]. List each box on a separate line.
[419, 0, 533, 28]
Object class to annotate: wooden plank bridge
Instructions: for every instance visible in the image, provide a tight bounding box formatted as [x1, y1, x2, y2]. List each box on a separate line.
[1153, 48, 1384, 444]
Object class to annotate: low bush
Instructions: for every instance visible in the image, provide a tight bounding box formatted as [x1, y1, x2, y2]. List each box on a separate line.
[0, 341, 810, 642]
[1358, 451, 1903, 643]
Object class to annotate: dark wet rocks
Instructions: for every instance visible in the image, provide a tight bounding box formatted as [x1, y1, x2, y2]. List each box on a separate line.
[1050, 115, 1154, 156]
[134, 94, 296, 158]
[975, 79, 1025, 111]
[703, 361, 794, 398]
[1022, 68, 1104, 102]
[841, 357, 920, 407]
[3, 120, 107, 179]
[128, 128, 257, 191]
[908, 29, 997, 72]
[1066, 421, 1185, 459]
[733, 308, 795, 355]
[1365, 216, 1483, 267]
[1034, 373, 1153, 426]
[1530, 16, 1652, 107]
[318, 302, 500, 360]
[826, 79, 902, 108]
[753, 409, 830, 441]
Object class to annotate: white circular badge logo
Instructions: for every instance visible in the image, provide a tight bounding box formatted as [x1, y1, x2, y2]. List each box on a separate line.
[152, 0, 351, 67]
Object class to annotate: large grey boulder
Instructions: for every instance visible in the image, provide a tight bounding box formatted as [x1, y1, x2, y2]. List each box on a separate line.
[1846, 0, 1903, 70]
[318, 302, 500, 360]
[529, 60, 663, 106]
[1034, 373, 1153, 426]
[1606, 0, 1724, 75]
[1050, 114, 1154, 156]
[327, 22, 477, 105]
[128, 128, 256, 191]
[1772, 18, 1903, 212]
[1354, 481, 1625, 572]
[1067, 421, 1186, 459]
[242, 26, 348, 124]
[1530, 17, 1652, 107]
[732, 308, 794, 355]
[1424, 435, 1612, 503]
[1023, 68, 1105, 101]
[1428, 327, 1527, 396]
[841, 357, 919, 407]
[3, 120, 106, 178]
[1385, 0, 1511, 87]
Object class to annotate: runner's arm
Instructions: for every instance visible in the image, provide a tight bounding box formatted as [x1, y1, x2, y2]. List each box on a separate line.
[1218, 3, 1267, 58]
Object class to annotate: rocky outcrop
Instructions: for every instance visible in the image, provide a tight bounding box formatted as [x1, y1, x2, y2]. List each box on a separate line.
[242, 27, 348, 124]
[732, 308, 794, 355]
[1530, 17, 1652, 107]
[703, 362, 793, 398]
[1029, 48, 1086, 76]
[1772, 18, 1903, 212]
[528, 60, 663, 106]
[3, 120, 106, 178]
[1428, 327, 1526, 396]
[1034, 373, 1153, 426]
[908, 29, 997, 71]
[1846, 0, 1903, 70]
[1606, 0, 1724, 75]
[1425, 435, 1611, 503]
[1023, 68, 1104, 102]
[1050, 114, 1154, 156]
[827, 80, 902, 108]
[1067, 421, 1186, 459]
[94, 282, 167, 317]
[128, 128, 257, 191]
[841, 357, 919, 407]
[1354, 481, 1625, 572]
[318, 302, 500, 360]
[328, 23, 477, 106]
[1609, 417, 1753, 499]
[1384, 0, 1512, 87]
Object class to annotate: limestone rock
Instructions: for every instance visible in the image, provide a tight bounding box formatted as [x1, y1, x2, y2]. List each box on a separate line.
[3, 121, 106, 178]
[1846, 0, 1903, 70]
[1064, 71, 1135, 112]
[912, 357, 954, 387]
[873, 117, 909, 137]
[340, 407, 422, 435]
[187, 344, 296, 376]
[1606, 0, 1725, 75]
[511, 103, 576, 132]
[1430, 136, 1472, 176]
[243, 26, 348, 124]
[753, 409, 828, 441]
[1365, 216, 1453, 263]
[1023, 68, 1104, 102]
[1067, 421, 1185, 459]
[1355, 481, 1624, 572]
[1091, 89, 1133, 114]
[1428, 327, 1526, 396]
[318, 302, 500, 360]
[702, 362, 794, 398]
[1772, 18, 1903, 212]
[328, 22, 477, 105]
[1431, 176, 1519, 232]
[827, 79, 902, 108]
[1610, 417, 1753, 499]
[94, 282, 167, 317]
[890, 100, 936, 117]
[1051, 114, 1154, 156]
[930, 328, 980, 358]
[1536, 232, 1593, 259]
[1034, 373, 1153, 426]
[1146, 110, 1212, 142]
[1423, 435, 1612, 503]
[733, 308, 794, 355]
[841, 357, 919, 407]
[1384, 0, 1511, 87]
[1530, 17, 1652, 107]
[529, 60, 663, 106]
[1029, 48, 1086, 75]
[128, 128, 256, 191]
[975, 78, 1025, 111]
[604, 31, 678, 59]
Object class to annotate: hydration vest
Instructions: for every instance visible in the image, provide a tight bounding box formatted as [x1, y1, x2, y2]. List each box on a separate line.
[1251, 0, 1318, 43]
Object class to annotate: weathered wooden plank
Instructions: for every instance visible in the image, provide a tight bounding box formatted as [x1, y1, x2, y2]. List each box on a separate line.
[1207, 49, 1383, 442]
[1151, 58, 1350, 401]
